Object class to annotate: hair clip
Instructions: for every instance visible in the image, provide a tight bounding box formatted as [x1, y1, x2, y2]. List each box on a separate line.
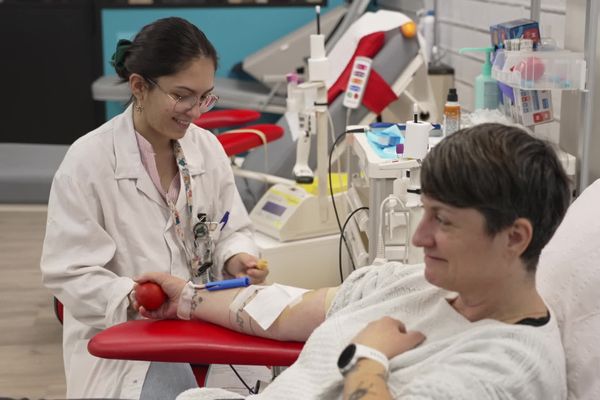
[110, 39, 133, 70]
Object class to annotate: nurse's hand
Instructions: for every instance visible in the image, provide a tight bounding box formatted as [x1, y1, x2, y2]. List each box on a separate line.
[224, 252, 269, 284]
[351, 316, 425, 359]
[133, 272, 186, 320]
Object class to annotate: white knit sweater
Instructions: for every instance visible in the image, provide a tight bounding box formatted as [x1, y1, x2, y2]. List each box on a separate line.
[178, 263, 567, 400]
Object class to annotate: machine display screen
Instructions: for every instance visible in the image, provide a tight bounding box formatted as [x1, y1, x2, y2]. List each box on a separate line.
[262, 201, 286, 216]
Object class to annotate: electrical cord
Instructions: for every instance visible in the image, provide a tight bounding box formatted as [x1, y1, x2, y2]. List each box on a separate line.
[326, 110, 343, 189]
[328, 131, 357, 275]
[229, 364, 256, 394]
[338, 206, 369, 283]
[328, 131, 348, 232]
[329, 126, 369, 276]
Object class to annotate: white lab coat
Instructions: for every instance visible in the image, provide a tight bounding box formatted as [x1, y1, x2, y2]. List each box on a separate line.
[40, 105, 258, 399]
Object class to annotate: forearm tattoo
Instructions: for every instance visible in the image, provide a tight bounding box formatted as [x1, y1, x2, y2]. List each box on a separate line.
[235, 308, 245, 331]
[235, 290, 256, 333]
[248, 312, 257, 335]
[228, 288, 261, 334]
[375, 372, 387, 381]
[348, 364, 387, 381]
[346, 362, 387, 400]
[190, 289, 203, 316]
[348, 381, 375, 400]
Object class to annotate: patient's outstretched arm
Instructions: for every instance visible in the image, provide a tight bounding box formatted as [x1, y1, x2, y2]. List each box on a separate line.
[135, 271, 338, 342]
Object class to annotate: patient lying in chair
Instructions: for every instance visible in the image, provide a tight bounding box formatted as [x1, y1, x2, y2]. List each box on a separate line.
[135, 124, 570, 400]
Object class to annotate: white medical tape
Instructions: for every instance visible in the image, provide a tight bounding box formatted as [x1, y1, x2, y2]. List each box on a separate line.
[242, 284, 309, 331]
[177, 282, 196, 320]
[228, 285, 266, 314]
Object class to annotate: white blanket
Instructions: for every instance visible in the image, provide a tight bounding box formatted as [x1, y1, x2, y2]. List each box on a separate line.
[538, 178, 600, 400]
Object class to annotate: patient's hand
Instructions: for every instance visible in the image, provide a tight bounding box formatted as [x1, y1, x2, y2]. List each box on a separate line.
[133, 272, 186, 320]
[224, 252, 269, 284]
[352, 316, 425, 359]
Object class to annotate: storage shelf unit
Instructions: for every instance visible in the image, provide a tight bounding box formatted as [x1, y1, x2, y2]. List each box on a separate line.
[492, 49, 586, 91]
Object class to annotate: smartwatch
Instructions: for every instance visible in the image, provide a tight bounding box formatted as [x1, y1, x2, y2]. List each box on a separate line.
[337, 343, 389, 376]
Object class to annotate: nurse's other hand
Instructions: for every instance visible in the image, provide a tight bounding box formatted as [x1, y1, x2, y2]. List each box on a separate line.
[352, 316, 425, 359]
[133, 272, 186, 320]
[224, 252, 269, 284]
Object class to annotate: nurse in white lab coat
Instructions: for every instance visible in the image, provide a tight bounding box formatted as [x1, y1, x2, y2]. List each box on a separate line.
[40, 17, 267, 400]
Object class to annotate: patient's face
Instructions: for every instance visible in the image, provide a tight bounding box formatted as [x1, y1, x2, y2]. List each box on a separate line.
[412, 195, 509, 294]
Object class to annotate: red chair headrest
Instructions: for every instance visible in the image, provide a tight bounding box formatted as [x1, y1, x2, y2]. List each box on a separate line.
[194, 109, 261, 130]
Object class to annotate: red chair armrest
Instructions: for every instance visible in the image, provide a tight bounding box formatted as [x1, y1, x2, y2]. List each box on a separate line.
[54, 297, 63, 325]
[217, 124, 284, 157]
[194, 110, 261, 130]
[88, 320, 303, 366]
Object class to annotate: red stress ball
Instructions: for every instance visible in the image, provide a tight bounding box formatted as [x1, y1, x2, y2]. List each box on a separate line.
[135, 282, 166, 311]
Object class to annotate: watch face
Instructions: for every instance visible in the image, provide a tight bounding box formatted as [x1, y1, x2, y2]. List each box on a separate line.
[337, 343, 357, 369]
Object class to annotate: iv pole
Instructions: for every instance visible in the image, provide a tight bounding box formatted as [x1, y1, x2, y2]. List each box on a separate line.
[529, 0, 597, 192]
[300, 6, 332, 222]
[578, 0, 599, 191]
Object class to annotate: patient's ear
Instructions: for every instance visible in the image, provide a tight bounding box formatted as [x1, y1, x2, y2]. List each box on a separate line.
[506, 218, 533, 258]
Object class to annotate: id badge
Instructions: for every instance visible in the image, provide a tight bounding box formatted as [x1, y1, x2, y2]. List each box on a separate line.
[192, 213, 218, 284]
[193, 235, 214, 284]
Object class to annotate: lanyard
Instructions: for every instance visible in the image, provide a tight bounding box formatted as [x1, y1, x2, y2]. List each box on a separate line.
[168, 141, 213, 283]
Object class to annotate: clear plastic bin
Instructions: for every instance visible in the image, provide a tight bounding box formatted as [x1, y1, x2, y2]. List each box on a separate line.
[492, 49, 586, 90]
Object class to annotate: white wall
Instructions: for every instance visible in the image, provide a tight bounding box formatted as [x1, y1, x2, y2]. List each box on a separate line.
[560, 0, 600, 188]
[388, 0, 567, 144]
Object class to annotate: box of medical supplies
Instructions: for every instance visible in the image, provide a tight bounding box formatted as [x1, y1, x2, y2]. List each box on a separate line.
[514, 89, 553, 126]
[491, 19, 541, 50]
[497, 83, 553, 127]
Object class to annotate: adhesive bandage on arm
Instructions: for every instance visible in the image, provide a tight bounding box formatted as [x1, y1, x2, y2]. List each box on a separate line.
[239, 284, 309, 330]
[228, 285, 266, 314]
[228, 283, 311, 332]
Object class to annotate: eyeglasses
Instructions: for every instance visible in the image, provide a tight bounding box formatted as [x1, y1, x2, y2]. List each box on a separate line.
[145, 77, 218, 114]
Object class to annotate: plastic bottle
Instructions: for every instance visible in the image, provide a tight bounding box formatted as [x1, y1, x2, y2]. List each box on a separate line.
[418, 10, 435, 63]
[458, 47, 500, 110]
[443, 88, 461, 136]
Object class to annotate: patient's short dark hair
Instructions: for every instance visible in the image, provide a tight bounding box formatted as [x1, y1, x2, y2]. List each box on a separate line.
[421, 123, 570, 271]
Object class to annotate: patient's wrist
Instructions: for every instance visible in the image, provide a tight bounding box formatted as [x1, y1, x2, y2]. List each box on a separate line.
[177, 282, 196, 320]
[353, 358, 388, 376]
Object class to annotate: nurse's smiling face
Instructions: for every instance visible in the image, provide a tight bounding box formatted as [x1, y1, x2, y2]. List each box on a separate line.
[130, 56, 216, 148]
